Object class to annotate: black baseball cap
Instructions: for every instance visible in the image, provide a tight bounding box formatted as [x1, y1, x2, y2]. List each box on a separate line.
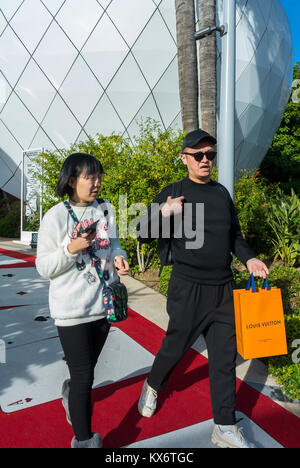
[181, 129, 217, 152]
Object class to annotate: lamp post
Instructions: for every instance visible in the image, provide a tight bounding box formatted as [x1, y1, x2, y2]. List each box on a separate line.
[195, 0, 236, 199]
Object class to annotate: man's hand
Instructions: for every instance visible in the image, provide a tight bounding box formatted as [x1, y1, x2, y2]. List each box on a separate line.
[246, 258, 269, 279]
[114, 256, 130, 275]
[161, 196, 185, 217]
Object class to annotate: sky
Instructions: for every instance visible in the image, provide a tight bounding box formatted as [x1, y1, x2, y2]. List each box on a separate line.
[280, 0, 300, 65]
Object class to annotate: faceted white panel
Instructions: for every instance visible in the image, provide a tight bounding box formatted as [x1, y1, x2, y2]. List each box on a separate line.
[59, 55, 103, 125]
[33, 21, 78, 89]
[9, 0, 52, 54]
[127, 94, 163, 141]
[82, 13, 129, 89]
[41, 94, 81, 148]
[0, 92, 39, 149]
[107, 0, 156, 47]
[0, 0, 293, 196]
[153, 58, 181, 129]
[106, 53, 150, 127]
[236, 0, 248, 22]
[40, 0, 66, 17]
[256, 0, 273, 26]
[0, 27, 30, 88]
[132, 10, 177, 89]
[157, 0, 177, 40]
[97, 0, 112, 10]
[15, 60, 56, 122]
[56, 0, 104, 51]
[85, 93, 125, 137]
[0, 0, 23, 21]
[0, 120, 23, 198]
[0, 120, 23, 165]
[216, 0, 292, 174]
[29, 127, 56, 153]
[0, 10, 7, 35]
[0, 76, 12, 114]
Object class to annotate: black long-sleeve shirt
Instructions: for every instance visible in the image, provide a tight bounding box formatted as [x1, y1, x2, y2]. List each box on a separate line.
[138, 177, 255, 284]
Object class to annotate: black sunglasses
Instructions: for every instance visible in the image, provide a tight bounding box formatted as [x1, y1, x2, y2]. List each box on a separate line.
[182, 150, 217, 162]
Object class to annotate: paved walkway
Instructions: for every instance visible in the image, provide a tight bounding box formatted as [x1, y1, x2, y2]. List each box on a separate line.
[0, 238, 299, 448]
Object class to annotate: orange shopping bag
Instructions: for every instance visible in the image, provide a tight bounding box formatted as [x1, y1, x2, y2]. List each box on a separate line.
[233, 274, 288, 360]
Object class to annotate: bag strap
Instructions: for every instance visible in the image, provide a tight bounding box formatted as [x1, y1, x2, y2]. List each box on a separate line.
[97, 198, 109, 218]
[245, 273, 256, 293]
[245, 274, 270, 292]
[171, 180, 183, 199]
[63, 200, 107, 289]
[262, 278, 270, 290]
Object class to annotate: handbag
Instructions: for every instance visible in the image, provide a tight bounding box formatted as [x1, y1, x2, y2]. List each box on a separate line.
[64, 200, 128, 324]
[233, 273, 287, 360]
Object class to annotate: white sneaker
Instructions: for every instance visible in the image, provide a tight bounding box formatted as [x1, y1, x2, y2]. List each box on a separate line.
[138, 380, 158, 418]
[211, 424, 254, 448]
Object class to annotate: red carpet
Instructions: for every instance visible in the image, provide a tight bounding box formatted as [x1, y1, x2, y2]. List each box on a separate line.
[0, 248, 36, 268]
[0, 308, 299, 448]
[0, 249, 299, 448]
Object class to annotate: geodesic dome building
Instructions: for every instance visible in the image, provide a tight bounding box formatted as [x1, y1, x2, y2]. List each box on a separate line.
[0, 0, 293, 198]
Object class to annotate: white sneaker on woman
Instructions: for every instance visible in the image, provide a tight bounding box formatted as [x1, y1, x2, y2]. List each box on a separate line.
[138, 380, 158, 418]
[211, 424, 254, 448]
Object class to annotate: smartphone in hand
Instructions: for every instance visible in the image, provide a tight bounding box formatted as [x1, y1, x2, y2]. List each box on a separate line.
[78, 220, 99, 236]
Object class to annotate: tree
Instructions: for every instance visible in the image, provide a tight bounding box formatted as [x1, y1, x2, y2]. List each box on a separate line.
[197, 0, 217, 137]
[175, 0, 199, 132]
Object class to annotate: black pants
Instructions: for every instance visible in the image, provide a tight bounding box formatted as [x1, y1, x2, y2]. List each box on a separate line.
[57, 318, 110, 441]
[147, 274, 237, 425]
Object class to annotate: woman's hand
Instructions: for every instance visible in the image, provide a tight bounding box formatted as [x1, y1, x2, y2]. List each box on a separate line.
[114, 256, 130, 275]
[67, 225, 97, 255]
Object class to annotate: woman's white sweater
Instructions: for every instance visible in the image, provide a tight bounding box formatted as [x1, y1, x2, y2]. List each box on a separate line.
[36, 199, 127, 326]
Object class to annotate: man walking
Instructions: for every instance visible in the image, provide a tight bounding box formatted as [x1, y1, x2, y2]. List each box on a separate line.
[137, 129, 269, 448]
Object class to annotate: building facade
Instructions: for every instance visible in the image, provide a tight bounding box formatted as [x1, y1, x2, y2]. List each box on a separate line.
[0, 0, 293, 198]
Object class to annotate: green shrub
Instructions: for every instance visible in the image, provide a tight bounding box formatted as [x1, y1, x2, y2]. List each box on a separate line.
[266, 189, 300, 267]
[0, 202, 20, 238]
[159, 265, 173, 296]
[33, 119, 187, 271]
[234, 171, 277, 255]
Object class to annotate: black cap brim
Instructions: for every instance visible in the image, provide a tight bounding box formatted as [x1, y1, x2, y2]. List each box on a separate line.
[182, 129, 217, 152]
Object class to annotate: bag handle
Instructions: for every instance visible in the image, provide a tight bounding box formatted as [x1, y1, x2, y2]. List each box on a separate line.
[245, 273, 256, 293]
[262, 278, 270, 290]
[245, 273, 270, 293]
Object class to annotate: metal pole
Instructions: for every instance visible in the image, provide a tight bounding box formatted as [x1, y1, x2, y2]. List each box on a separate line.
[20, 151, 24, 235]
[218, 0, 236, 199]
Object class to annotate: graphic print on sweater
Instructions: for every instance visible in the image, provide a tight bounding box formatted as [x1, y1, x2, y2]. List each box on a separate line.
[71, 217, 111, 280]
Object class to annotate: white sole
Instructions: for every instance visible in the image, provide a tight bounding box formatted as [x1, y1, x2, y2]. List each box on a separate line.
[211, 433, 238, 448]
[211, 433, 251, 449]
[138, 402, 155, 418]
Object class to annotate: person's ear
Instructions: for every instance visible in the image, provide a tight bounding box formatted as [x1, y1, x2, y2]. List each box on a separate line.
[180, 154, 188, 166]
[68, 176, 76, 189]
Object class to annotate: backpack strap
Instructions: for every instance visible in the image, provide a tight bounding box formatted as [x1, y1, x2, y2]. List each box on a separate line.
[171, 180, 183, 199]
[97, 198, 109, 218]
[215, 182, 232, 202]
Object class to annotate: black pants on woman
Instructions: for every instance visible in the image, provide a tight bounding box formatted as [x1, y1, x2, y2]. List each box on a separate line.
[147, 274, 237, 426]
[57, 318, 110, 441]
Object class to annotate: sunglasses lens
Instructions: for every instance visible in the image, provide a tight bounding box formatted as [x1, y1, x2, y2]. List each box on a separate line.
[206, 151, 217, 160]
[193, 151, 216, 161]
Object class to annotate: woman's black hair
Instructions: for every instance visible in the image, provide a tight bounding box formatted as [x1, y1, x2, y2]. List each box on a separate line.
[56, 153, 104, 198]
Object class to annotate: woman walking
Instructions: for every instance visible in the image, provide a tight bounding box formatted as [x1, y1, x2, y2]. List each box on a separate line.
[36, 153, 129, 448]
